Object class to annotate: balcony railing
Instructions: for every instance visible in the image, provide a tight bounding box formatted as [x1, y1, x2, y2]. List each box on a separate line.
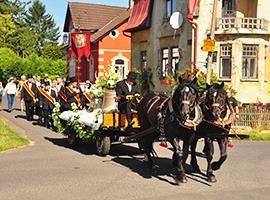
[216, 17, 270, 32]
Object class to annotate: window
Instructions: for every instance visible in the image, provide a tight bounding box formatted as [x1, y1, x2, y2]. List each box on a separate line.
[242, 45, 258, 79]
[161, 48, 169, 78]
[140, 51, 147, 71]
[171, 47, 179, 76]
[166, 0, 177, 18]
[89, 56, 94, 81]
[219, 44, 232, 79]
[69, 58, 76, 78]
[114, 59, 125, 79]
[222, 0, 236, 17]
[109, 29, 120, 39]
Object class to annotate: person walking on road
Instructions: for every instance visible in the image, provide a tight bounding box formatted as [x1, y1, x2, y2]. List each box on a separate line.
[17, 75, 27, 112]
[0, 81, 3, 110]
[21, 75, 38, 121]
[4, 77, 17, 112]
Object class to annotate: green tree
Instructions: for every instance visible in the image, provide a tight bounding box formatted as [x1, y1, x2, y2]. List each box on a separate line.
[0, 14, 16, 47]
[22, 53, 66, 77]
[0, 48, 23, 82]
[25, 0, 60, 55]
[42, 44, 66, 60]
[8, 24, 36, 58]
[0, 0, 35, 56]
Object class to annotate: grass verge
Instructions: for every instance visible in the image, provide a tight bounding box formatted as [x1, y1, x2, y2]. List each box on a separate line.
[0, 118, 30, 152]
[235, 129, 270, 141]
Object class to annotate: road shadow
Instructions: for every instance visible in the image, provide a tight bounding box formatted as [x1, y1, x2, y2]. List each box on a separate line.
[14, 114, 28, 120]
[168, 147, 206, 158]
[44, 136, 96, 155]
[109, 143, 141, 157]
[111, 155, 211, 186]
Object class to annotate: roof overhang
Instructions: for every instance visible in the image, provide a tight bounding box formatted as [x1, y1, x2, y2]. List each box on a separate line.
[124, 0, 153, 32]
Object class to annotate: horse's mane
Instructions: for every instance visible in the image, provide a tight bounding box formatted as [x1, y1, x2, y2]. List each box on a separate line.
[207, 83, 226, 96]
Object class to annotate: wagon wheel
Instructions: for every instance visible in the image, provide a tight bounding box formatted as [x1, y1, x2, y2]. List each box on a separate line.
[96, 136, 111, 156]
[67, 133, 78, 147]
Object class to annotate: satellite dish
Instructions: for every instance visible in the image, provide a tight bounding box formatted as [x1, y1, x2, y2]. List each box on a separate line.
[170, 12, 183, 29]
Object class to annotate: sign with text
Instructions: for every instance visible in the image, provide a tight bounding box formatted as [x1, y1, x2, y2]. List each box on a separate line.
[202, 39, 215, 52]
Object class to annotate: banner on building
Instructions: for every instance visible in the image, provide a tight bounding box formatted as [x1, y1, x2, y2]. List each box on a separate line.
[71, 31, 91, 61]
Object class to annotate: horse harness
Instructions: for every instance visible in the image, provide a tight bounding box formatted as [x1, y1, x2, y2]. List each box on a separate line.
[157, 96, 197, 141]
[201, 102, 233, 133]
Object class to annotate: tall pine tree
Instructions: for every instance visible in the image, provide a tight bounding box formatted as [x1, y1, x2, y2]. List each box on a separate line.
[25, 0, 60, 55]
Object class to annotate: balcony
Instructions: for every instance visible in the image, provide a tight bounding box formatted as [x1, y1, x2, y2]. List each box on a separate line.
[216, 17, 270, 34]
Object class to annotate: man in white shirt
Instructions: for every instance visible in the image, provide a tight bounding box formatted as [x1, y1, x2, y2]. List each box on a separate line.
[4, 77, 17, 112]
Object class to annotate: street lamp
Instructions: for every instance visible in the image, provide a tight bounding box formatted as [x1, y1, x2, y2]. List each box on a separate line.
[63, 34, 69, 44]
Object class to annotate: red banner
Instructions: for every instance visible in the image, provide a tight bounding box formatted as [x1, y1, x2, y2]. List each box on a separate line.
[71, 31, 91, 60]
[187, 0, 199, 20]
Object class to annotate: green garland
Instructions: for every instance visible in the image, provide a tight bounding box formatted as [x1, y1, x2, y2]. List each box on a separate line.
[52, 103, 65, 133]
[67, 114, 98, 140]
[52, 103, 100, 140]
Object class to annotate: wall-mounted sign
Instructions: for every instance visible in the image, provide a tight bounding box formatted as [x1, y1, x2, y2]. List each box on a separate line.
[202, 39, 216, 52]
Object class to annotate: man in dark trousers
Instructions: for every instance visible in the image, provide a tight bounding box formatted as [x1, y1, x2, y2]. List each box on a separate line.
[58, 82, 68, 112]
[21, 75, 38, 121]
[81, 92, 92, 109]
[40, 81, 58, 129]
[36, 80, 45, 125]
[65, 77, 82, 110]
[115, 72, 140, 126]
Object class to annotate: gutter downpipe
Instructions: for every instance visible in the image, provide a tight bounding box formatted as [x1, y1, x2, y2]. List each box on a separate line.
[187, 19, 198, 65]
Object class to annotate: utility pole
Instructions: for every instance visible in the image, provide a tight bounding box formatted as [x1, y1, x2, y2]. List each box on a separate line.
[206, 0, 218, 84]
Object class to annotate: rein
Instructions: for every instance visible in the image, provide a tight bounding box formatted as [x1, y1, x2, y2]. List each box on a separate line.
[162, 97, 201, 131]
[202, 101, 236, 130]
[202, 118, 231, 132]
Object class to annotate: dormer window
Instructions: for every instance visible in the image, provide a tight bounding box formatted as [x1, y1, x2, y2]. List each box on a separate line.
[109, 29, 120, 39]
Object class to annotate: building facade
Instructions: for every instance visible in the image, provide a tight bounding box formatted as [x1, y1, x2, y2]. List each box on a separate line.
[64, 2, 131, 82]
[126, 0, 270, 103]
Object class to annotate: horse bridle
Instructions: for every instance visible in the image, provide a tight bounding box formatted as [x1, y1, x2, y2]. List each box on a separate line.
[172, 86, 197, 123]
[204, 90, 227, 119]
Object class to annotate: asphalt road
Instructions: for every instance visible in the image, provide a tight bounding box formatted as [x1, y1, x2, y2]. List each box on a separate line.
[0, 98, 270, 200]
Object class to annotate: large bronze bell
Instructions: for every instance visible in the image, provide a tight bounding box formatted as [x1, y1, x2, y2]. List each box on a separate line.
[102, 89, 118, 113]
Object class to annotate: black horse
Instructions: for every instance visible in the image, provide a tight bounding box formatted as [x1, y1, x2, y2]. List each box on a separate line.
[191, 82, 235, 182]
[137, 78, 203, 183]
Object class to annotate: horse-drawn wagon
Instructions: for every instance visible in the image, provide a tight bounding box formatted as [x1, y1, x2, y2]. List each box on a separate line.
[54, 101, 142, 156]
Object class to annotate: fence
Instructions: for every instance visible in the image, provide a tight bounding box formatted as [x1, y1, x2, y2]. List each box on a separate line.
[233, 104, 270, 128]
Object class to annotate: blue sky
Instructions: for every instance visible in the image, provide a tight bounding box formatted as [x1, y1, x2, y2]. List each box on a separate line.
[26, 0, 129, 40]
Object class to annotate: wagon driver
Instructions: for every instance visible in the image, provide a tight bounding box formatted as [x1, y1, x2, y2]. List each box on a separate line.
[115, 72, 140, 127]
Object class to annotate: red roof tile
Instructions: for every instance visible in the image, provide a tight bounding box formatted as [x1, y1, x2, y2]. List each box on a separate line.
[64, 2, 128, 31]
[91, 9, 130, 43]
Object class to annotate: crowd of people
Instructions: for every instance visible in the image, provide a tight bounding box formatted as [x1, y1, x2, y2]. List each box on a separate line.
[0, 74, 92, 130]
[0, 72, 239, 133]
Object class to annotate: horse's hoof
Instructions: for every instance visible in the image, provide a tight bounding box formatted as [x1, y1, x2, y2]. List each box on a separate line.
[175, 174, 188, 184]
[211, 162, 220, 171]
[207, 174, 217, 183]
[181, 176, 188, 183]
